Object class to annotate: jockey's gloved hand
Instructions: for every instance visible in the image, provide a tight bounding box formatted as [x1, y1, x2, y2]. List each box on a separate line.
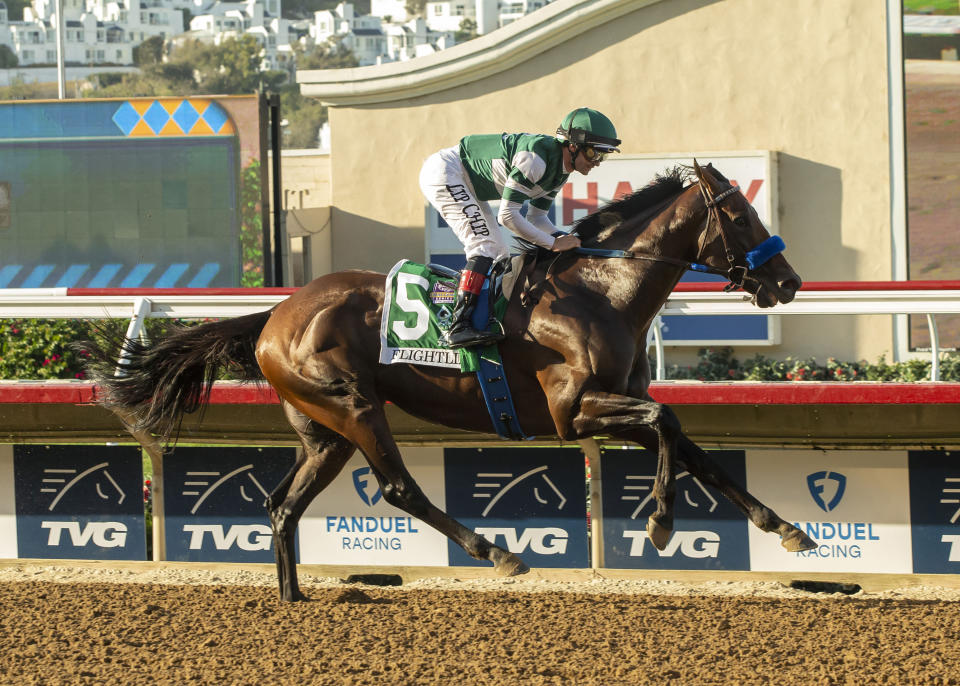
[552, 233, 581, 251]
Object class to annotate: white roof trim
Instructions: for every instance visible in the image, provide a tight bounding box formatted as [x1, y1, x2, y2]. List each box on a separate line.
[297, 0, 663, 106]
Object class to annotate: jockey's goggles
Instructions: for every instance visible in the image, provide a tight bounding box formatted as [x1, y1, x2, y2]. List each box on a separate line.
[581, 144, 618, 163]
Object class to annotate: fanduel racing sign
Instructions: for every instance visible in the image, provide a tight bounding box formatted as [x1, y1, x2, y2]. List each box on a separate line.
[746, 450, 913, 573]
[298, 448, 449, 566]
[444, 447, 589, 568]
[163, 446, 295, 563]
[600, 448, 750, 570]
[4, 444, 146, 560]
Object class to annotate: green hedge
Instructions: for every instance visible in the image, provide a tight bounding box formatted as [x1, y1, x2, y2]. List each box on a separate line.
[665, 347, 960, 382]
[1, 320, 958, 382]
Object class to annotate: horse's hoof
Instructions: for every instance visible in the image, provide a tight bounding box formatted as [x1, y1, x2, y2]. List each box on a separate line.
[781, 528, 817, 552]
[646, 517, 672, 551]
[490, 548, 530, 577]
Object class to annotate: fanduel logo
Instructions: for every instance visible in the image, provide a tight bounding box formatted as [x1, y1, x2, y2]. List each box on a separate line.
[41, 521, 128, 548]
[475, 527, 568, 555]
[352, 467, 383, 507]
[807, 471, 847, 512]
[622, 530, 720, 558]
[183, 524, 272, 551]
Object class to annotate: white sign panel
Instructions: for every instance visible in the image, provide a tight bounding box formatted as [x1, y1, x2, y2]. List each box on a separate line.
[746, 450, 913, 573]
[298, 448, 448, 566]
[556, 151, 775, 230]
[0, 445, 15, 558]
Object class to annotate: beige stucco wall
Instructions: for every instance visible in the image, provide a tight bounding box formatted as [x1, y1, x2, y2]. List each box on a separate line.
[310, 0, 896, 363]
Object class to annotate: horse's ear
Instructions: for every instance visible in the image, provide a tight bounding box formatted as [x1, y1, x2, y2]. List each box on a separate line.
[693, 158, 704, 181]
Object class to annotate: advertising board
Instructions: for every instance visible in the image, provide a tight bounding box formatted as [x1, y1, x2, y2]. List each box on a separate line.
[163, 446, 295, 563]
[298, 449, 449, 566]
[746, 450, 913, 573]
[909, 450, 960, 574]
[600, 448, 750, 570]
[444, 447, 589, 568]
[9, 444, 146, 560]
[0, 97, 265, 289]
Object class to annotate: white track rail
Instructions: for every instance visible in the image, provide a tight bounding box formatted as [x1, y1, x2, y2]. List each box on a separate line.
[2, 284, 959, 380]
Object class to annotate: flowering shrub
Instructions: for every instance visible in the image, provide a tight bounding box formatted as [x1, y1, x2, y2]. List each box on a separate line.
[665, 347, 960, 382]
[0, 319, 93, 380]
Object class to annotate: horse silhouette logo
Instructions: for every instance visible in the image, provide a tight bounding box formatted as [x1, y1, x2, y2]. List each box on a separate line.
[807, 471, 847, 512]
[352, 467, 382, 507]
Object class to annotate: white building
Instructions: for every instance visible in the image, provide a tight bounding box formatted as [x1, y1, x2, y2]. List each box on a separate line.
[187, 0, 293, 72]
[0, 0, 554, 72]
[313, 2, 453, 66]
[0, 0, 183, 67]
[420, 0, 551, 36]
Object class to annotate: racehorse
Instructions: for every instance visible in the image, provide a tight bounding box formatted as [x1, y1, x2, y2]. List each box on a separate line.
[84, 161, 816, 601]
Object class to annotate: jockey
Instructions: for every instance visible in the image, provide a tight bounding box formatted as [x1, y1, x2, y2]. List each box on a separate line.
[419, 107, 621, 349]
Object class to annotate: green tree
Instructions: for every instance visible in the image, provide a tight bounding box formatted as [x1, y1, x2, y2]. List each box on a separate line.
[281, 87, 328, 149]
[455, 17, 478, 43]
[405, 0, 427, 18]
[240, 159, 265, 287]
[133, 35, 164, 66]
[295, 39, 359, 70]
[0, 77, 52, 100]
[194, 34, 266, 93]
[0, 44, 18, 69]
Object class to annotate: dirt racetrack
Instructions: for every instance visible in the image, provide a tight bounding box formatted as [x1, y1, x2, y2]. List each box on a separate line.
[2, 568, 960, 685]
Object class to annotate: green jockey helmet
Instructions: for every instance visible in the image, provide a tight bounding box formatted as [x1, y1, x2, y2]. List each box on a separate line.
[557, 108, 621, 152]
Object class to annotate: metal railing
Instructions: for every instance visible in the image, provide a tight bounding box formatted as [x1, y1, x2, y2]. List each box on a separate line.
[1, 281, 959, 380]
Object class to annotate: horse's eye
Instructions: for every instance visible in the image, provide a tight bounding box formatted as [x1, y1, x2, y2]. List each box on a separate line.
[733, 216, 748, 227]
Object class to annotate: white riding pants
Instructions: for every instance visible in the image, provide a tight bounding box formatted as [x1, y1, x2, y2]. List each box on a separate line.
[419, 146, 509, 260]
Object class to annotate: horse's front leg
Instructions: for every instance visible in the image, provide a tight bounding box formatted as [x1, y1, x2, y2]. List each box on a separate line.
[570, 391, 680, 550]
[676, 434, 817, 552]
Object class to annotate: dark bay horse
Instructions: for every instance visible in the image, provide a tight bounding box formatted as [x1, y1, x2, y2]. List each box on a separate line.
[85, 161, 816, 601]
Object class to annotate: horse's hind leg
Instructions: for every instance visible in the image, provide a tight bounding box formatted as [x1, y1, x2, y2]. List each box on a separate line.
[267, 401, 355, 601]
[351, 411, 529, 577]
[676, 435, 816, 552]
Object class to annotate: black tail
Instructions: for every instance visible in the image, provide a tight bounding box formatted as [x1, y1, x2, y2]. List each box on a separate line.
[81, 310, 272, 445]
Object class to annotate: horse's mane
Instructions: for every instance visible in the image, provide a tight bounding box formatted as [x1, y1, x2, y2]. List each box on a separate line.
[515, 165, 693, 259]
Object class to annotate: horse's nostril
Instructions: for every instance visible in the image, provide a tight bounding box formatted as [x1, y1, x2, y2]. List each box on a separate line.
[780, 277, 802, 294]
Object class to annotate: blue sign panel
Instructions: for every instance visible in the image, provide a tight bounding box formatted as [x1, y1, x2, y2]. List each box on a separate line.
[163, 447, 296, 562]
[444, 447, 589, 568]
[601, 448, 749, 570]
[909, 450, 960, 574]
[660, 272, 771, 343]
[14, 445, 146, 560]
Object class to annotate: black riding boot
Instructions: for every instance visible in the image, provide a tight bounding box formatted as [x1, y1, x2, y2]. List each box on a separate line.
[443, 256, 505, 349]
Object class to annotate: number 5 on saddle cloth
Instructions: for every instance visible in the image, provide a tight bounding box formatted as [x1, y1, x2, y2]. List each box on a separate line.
[379, 257, 530, 440]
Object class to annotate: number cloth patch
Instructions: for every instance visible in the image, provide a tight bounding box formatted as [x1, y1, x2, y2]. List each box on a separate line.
[379, 260, 465, 370]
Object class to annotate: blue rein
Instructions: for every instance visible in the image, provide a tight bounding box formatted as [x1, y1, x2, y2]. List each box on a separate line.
[574, 234, 786, 278]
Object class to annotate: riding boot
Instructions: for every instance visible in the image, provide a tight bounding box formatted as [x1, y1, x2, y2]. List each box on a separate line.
[443, 256, 505, 349]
